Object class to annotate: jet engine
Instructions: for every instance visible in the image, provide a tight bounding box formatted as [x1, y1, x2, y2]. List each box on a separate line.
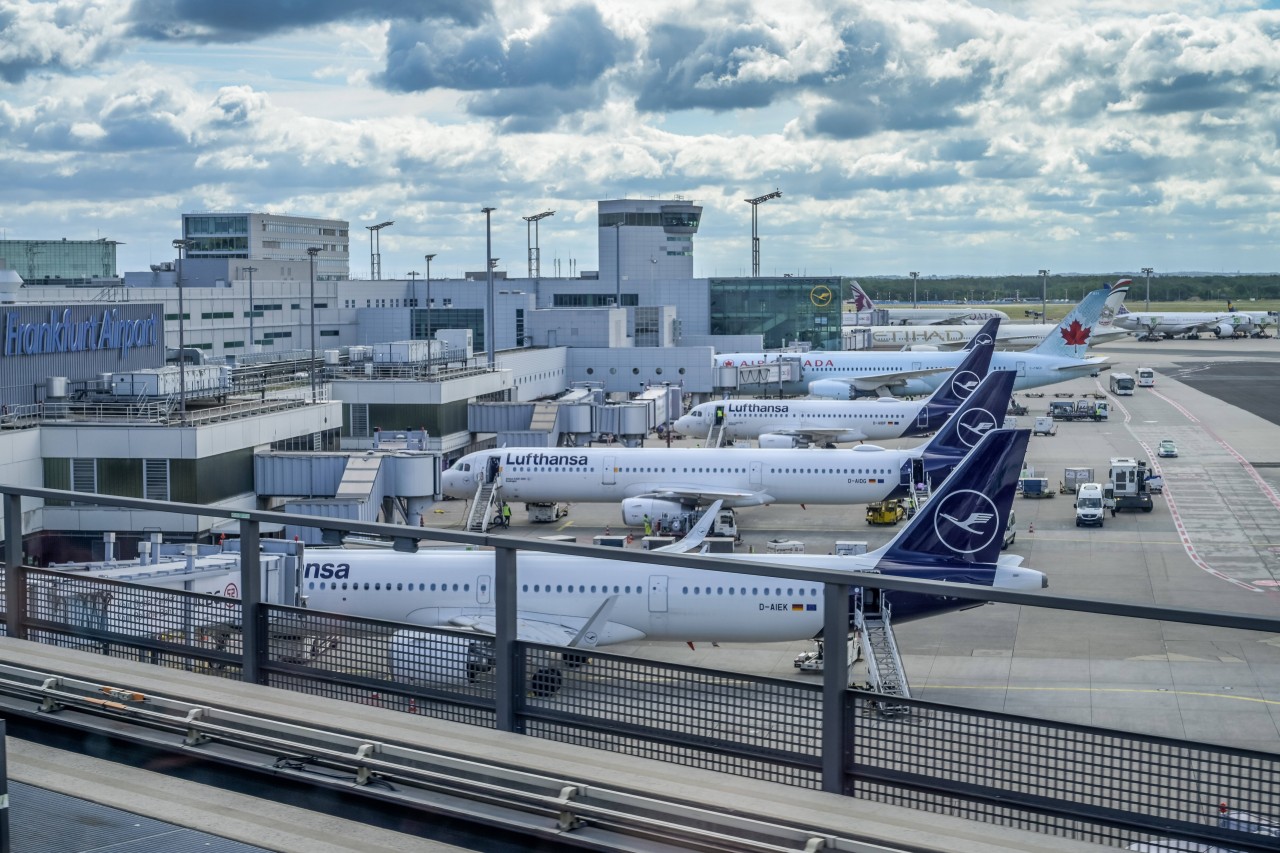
[1215, 319, 1246, 338]
[389, 630, 494, 685]
[808, 379, 857, 400]
[621, 497, 688, 526]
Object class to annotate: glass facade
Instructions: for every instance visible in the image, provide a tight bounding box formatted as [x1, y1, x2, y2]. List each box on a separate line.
[0, 239, 118, 281]
[412, 307, 485, 352]
[709, 277, 846, 349]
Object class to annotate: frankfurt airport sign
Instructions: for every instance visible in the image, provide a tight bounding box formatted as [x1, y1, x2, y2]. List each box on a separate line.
[3, 307, 160, 358]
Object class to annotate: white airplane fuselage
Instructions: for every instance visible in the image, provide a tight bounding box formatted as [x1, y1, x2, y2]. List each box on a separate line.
[719, 350, 1103, 397]
[440, 446, 911, 507]
[864, 324, 1128, 350]
[301, 550, 1045, 645]
[674, 398, 938, 443]
[881, 308, 1010, 326]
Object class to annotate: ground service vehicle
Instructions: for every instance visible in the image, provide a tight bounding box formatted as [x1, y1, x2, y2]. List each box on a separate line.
[1106, 457, 1154, 514]
[1033, 416, 1057, 435]
[866, 500, 906, 525]
[1049, 399, 1110, 421]
[1109, 373, 1135, 395]
[1021, 477, 1054, 499]
[1075, 483, 1106, 527]
[1157, 439, 1178, 458]
[1003, 510, 1017, 549]
[1136, 367, 1155, 387]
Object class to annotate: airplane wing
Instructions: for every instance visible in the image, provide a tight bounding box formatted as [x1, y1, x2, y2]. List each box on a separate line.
[821, 366, 958, 397]
[761, 428, 869, 441]
[653, 500, 723, 553]
[448, 597, 645, 648]
[1051, 357, 1108, 371]
[643, 486, 765, 503]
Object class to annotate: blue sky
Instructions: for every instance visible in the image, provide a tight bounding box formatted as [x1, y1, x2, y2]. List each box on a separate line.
[2, 0, 1279, 280]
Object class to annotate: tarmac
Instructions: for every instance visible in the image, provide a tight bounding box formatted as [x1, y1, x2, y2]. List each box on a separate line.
[8, 333, 1280, 851]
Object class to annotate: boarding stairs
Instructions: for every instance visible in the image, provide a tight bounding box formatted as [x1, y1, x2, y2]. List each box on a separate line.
[857, 599, 911, 716]
[705, 422, 727, 448]
[905, 479, 932, 518]
[466, 480, 500, 533]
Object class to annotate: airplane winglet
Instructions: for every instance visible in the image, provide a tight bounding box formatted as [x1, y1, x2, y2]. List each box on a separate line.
[567, 595, 619, 649]
[653, 499, 724, 553]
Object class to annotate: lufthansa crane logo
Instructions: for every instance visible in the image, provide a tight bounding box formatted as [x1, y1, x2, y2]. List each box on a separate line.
[955, 408, 998, 447]
[933, 489, 1000, 554]
[809, 285, 833, 307]
[972, 333, 994, 347]
[949, 370, 981, 399]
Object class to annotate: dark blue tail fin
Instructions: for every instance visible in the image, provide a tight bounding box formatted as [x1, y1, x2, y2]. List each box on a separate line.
[900, 321, 997, 437]
[918, 370, 1016, 475]
[879, 427, 1029, 569]
[960, 316, 1001, 353]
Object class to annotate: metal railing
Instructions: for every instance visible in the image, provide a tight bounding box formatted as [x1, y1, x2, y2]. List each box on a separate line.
[1, 485, 1278, 852]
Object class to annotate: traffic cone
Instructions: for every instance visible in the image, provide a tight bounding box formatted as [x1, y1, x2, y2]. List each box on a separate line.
[1028, 521, 1035, 534]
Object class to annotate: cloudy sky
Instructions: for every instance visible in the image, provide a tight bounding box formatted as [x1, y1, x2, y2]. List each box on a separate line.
[3, 0, 1279, 281]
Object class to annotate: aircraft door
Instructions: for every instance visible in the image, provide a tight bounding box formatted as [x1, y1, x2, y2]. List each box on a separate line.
[477, 575, 491, 605]
[647, 575, 669, 612]
[750, 461, 762, 487]
[1015, 360, 1027, 378]
[603, 455, 616, 485]
[485, 455, 501, 484]
[714, 405, 725, 426]
[916, 406, 930, 430]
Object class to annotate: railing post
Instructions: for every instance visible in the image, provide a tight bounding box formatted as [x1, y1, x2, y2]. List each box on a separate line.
[3, 493, 26, 641]
[822, 580, 850, 794]
[238, 519, 264, 683]
[492, 543, 519, 732]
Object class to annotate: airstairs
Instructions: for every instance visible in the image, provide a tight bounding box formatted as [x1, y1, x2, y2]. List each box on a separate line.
[705, 422, 727, 448]
[466, 480, 500, 533]
[857, 599, 911, 715]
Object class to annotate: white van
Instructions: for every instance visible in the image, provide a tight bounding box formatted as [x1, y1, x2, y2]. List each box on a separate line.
[1075, 483, 1105, 527]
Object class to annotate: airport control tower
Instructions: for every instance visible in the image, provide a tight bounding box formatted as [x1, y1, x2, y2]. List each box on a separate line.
[598, 198, 702, 293]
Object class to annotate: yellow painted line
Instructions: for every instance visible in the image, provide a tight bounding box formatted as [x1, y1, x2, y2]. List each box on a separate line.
[924, 684, 1280, 706]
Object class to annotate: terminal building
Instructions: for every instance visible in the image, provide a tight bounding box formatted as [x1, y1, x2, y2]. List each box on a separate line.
[0, 198, 857, 561]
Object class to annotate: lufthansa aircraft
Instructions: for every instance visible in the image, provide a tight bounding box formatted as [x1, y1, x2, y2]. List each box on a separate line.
[724, 283, 1119, 399]
[674, 319, 999, 446]
[441, 371, 1016, 525]
[304, 428, 1044, 680]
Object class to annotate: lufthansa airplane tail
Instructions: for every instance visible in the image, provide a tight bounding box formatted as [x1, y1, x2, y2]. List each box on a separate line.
[900, 319, 998, 437]
[875, 427, 1031, 573]
[1027, 282, 1118, 359]
[917, 370, 1016, 478]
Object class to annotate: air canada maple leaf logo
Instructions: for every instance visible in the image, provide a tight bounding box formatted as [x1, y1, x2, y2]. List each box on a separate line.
[1060, 320, 1091, 346]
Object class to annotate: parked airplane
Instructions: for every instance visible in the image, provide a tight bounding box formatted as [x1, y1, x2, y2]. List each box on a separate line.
[844, 280, 1010, 326]
[673, 319, 999, 446]
[723, 283, 1117, 399]
[304, 428, 1044, 684]
[1113, 304, 1265, 339]
[441, 371, 1017, 526]
[861, 283, 1131, 351]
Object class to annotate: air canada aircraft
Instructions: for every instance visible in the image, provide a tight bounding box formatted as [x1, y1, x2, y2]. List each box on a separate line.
[674, 318, 999, 446]
[442, 371, 1016, 526]
[723, 283, 1120, 399]
[303, 428, 1044, 686]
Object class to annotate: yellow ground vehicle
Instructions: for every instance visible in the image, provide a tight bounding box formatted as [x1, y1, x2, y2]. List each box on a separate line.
[866, 500, 906, 526]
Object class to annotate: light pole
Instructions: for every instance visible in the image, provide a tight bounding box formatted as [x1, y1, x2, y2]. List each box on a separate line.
[366, 220, 393, 280]
[745, 189, 782, 277]
[482, 207, 496, 368]
[171, 239, 190, 419]
[909, 271, 919, 309]
[424, 253, 436, 348]
[523, 210, 554, 278]
[307, 247, 321, 402]
[243, 265, 257, 353]
[1141, 267, 1154, 312]
[1038, 269, 1049, 324]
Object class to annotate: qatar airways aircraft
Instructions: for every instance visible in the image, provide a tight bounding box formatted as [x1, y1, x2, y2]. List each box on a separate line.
[303, 428, 1044, 678]
[441, 371, 1016, 526]
[674, 318, 999, 446]
[723, 283, 1121, 399]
